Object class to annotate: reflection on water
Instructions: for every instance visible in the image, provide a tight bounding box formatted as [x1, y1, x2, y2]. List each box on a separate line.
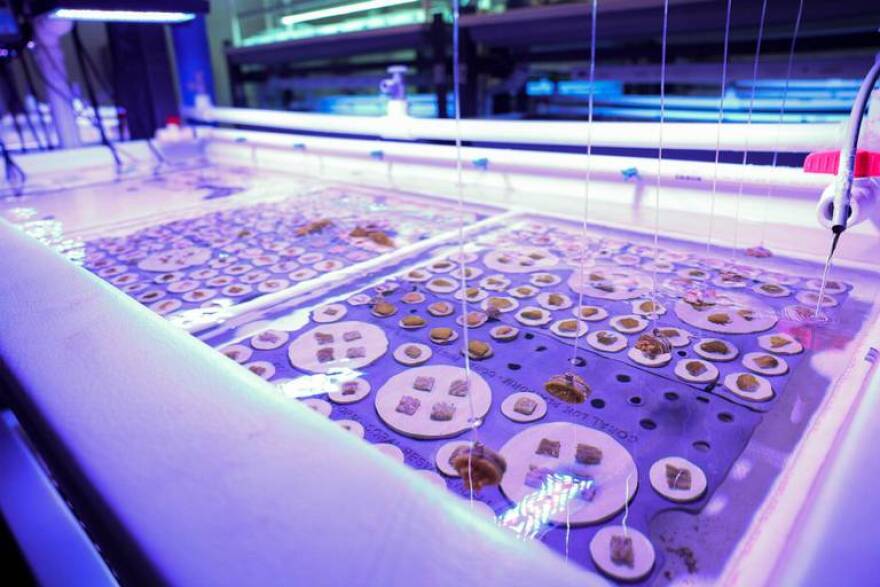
[275, 368, 363, 399]
[496, 472, 595, 540]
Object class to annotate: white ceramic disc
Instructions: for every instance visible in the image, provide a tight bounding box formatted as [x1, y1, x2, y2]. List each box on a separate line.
[627, 346, 671, 368]
[693, 338, 739, 362]
[589, 526, 655, 582]
[426, 277, 459, 294]
[649, 456, 708, 503]
[138, 246, 212, 272]
[250, 329, 290, 350]
[427, 301, 455, 317]
[652, 326, 691, 348]
[375, 366, 492, 439]
[498, 422, 638, 525]
[220, 344, 252, 363]
[568, 266, 653, 301]
[587, 330, 628, 353]
[631, 299, 666, 317]
[723, 372, 774, 402]
[483, 246, 559, 273]
[312, 303, 348, 323]
[480, 296, 519, 314]
[480, 274, 511, 291]
[244, 361, 275, 380]
[537, 292, 573, 310]
[530, 272, 562, 287]
[610, 315, 648, 334]
[393, 343, 433, 366]
[674, 359, 718, 383]
[436, 440, 474, 477]
[490, 325, 520, 342]
[550, 319, 588, 338]
[572, 305, 608, 322]
[455, 288, 489, 303]
[336, 419, 365, 438]
[752, 283, 791, 298]
[509, 284, 539, 299]
[288, 321, 388, 374]
[674, 292, 777, 334]
[401, 291, 426, 304]
[795, 290, 838, 308]
[742, 352, 789, 376]
[149, 298, 182, 315]
[515, 306, 552, 326]
[757, 332, 803, 355]
[327, 378, 372, 404]
[500, 392, 548, 423]
[804, 278, 847, 294]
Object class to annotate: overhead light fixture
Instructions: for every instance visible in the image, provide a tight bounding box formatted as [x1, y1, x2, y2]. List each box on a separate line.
[280, 0, 419, 27]
[50, 9, 195, 23]
[32, 0, 208, 23]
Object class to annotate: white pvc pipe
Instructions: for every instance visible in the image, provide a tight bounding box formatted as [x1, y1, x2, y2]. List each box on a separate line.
[201, 126, 830, 192]
[184, 106, 844, 153]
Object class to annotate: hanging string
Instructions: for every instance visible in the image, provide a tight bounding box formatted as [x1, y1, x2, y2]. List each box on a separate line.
[566, 0, 599, 562]
[570, 0, 598, 374]
[648, 0, 670, 327]
[706, 0, 733, 254]
[758, 0, 805, 247]
[730, 0, 768, 260]
[621, 472, 633, 538]
[451, 0, 477, 507]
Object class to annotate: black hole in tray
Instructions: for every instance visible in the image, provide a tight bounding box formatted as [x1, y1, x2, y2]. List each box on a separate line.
[640, 418, 657, 430]
[616, 374, 631, 383]
[536, 345, 547, 352]
[569, 356, 586, 367]
[663, 391, 679, 401]
[693, 440, 711, 452]
[677, 350, 687, 357]
[524, 333, 535, 340]
[507, 363, 521, 371]
[628, 396, 643, 406]
[696, 395, 710, 404]
[590, 398, 605, 409]
[409, 308, 417, 313]
[718, 412, 734, 423]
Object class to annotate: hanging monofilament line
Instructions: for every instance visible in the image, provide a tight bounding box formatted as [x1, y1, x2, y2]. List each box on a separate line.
[567, 1, 599, 561]
[758, 0, 805, 248]
[570, 0, 598, 371]
[648, 0, 670, 327]
[706, 0, 733, 255]
[731, 0, 768, 260]
[451, 0, 478, 507]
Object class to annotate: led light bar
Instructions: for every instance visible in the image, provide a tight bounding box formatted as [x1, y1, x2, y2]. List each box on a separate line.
[280, 0, 418, 27]
[49, 8, 195, 22]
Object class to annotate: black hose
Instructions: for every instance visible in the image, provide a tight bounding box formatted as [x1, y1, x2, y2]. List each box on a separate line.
[0, 61, 29, 152]
[18, 52, 55, 149]
[71, 24, 122, 170]
[0, 135, 27, 196]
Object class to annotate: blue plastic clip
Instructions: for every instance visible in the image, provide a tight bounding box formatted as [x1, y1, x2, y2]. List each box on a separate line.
[370, 150, 384, 161]
[473, 157, 489, 170]
[621, 167, 640, 181]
